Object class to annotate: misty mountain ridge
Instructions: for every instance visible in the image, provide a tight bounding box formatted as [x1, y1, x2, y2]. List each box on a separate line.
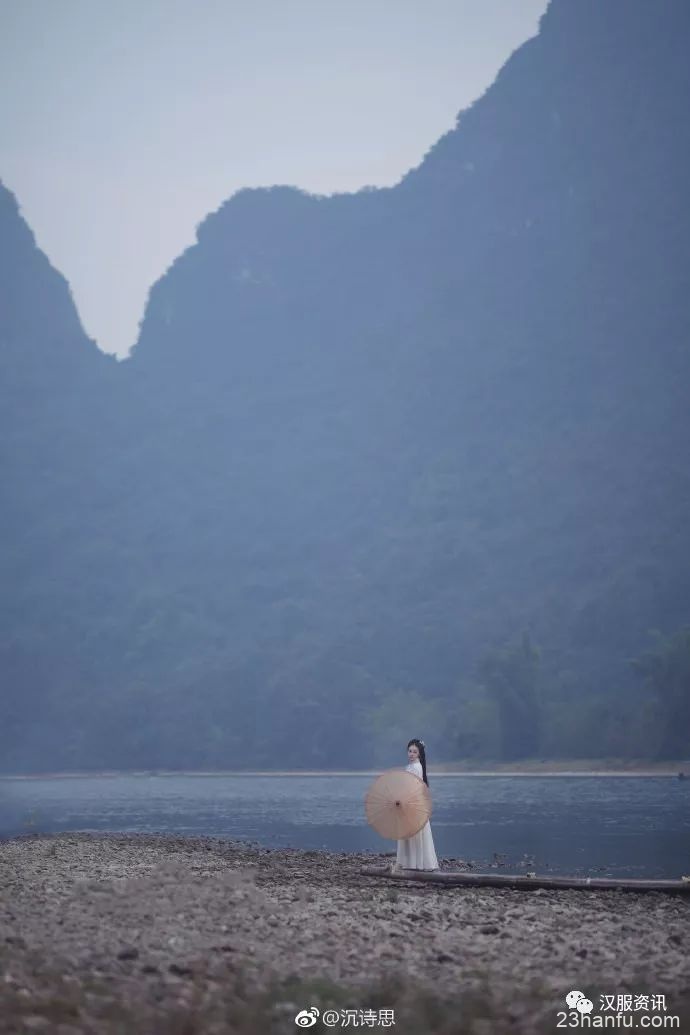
[1, 0, 689, 772]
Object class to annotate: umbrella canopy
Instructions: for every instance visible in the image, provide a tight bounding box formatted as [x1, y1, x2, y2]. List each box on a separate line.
[365, 768, 432, 840]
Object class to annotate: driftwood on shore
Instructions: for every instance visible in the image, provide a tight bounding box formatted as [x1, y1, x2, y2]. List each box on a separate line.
[360, 866, 690, 894]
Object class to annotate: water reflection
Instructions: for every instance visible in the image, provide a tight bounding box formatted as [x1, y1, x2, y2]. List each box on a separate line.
[0, 774, 687, 880]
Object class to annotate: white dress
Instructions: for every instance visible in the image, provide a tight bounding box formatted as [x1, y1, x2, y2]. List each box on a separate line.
[396, 760, 439, 870]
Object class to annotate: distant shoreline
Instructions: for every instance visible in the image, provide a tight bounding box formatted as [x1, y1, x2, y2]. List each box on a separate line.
[1, 758, 688, 780]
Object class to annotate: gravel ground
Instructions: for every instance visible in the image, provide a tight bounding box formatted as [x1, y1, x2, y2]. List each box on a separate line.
[1, 831, 688, 1034]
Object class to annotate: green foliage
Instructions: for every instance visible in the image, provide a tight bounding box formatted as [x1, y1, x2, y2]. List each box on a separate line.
[630, 628, 690, 759]
[430, 681, 502, 761]
[478, 633, 542, 761]
[363, 689, 449, 766]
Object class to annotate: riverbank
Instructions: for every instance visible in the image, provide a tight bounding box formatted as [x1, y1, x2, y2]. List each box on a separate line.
[1, 832, 688, 1034]
[1, 757, 688, 779]
[433, 757, 690, 775]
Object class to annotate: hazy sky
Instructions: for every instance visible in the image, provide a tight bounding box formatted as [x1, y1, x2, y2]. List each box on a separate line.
[1, 0, 548, 358]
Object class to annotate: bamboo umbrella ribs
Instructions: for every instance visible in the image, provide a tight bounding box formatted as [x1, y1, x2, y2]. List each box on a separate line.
[365, 768, 432, 840]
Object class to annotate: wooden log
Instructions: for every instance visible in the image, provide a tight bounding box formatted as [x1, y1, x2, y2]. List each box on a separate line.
[359, 866, 690, 893]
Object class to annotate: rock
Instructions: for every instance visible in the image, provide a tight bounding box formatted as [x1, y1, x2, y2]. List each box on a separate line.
[168, 962, 194, 977]
[1, 829, 685, 1035]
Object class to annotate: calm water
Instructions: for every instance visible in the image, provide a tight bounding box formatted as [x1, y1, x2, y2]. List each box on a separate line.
[0, 774, 688, 880]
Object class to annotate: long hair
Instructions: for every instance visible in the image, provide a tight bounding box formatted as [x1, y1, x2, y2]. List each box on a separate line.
[408, 738, 429, 787]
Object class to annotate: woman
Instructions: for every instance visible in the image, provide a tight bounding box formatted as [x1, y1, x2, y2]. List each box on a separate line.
[393, 738, 439, 872]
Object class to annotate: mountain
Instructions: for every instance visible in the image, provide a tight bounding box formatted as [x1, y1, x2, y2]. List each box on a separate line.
[0, 180, 122, 766]
[1, 0, 689, 773]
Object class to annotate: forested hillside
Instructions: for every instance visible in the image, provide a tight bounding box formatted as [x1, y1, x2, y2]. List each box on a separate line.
[2, 0, 689, 773]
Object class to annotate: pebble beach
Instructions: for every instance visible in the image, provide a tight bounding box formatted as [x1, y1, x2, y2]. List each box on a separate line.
[1, 831, 688, 1034]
